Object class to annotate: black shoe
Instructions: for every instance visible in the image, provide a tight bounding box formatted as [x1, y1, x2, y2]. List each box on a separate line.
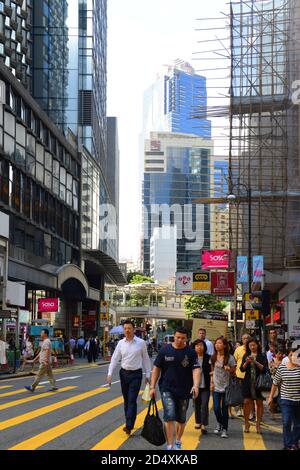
[48, 387, 59, 392]
[122, 426, 132, 435]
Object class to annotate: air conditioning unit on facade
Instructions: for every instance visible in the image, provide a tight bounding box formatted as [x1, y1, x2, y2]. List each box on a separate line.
[284, 256, 300, 269]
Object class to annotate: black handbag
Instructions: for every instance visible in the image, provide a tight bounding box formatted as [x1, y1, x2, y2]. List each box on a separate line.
[225, 377, 244, 406]
[141, 398, 166, 446]
[256, 371, 273, 392]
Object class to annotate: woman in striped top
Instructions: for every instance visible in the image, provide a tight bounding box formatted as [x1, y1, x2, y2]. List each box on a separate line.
[268, 347, 300, 450]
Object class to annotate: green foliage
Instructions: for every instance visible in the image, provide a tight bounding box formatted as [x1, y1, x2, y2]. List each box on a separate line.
[127, 273, 154, 284]
[167, 320, 183, 331]
[184, 295, 228, 319]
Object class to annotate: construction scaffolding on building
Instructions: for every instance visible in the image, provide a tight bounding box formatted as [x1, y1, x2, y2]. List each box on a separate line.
[193, 0, 300, 276]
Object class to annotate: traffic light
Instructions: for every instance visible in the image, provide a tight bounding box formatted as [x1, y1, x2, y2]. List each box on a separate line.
[251, 290, 271, 317]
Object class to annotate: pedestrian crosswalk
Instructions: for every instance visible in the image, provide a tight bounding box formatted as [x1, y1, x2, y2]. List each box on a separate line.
[0, 381, 283, 451]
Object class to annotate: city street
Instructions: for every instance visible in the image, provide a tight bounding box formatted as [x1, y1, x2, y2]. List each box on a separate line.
[0, 362, 283, 451]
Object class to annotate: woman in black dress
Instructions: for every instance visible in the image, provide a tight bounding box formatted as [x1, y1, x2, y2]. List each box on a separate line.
[240, 338, 268, 433]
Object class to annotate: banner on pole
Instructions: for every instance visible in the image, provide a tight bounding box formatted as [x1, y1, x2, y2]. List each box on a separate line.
[237, 256, 248, 283]
[253, 256, 264, 283]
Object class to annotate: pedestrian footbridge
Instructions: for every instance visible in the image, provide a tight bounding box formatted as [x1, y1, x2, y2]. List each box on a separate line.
[111, 305, 186, 321]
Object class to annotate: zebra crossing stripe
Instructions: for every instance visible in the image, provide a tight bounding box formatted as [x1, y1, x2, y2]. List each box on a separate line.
[0, 386, 108, 431]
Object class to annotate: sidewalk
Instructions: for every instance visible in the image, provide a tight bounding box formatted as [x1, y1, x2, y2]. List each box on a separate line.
[0, 357, 110, 381]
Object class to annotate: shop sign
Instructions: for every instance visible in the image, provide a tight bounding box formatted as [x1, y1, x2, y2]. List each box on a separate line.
[201, 250, 231, 270]
[211, 272, 235, 296]
[38, 298, 59, 313]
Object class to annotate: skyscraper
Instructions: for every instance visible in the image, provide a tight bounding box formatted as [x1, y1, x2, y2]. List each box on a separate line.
[143, 61, 211, 140]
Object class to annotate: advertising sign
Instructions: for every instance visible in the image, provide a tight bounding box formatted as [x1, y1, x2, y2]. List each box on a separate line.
[176, 272, 211, 295]
[211, 272, 235, 296]
[175, 272, 193, 294]
[38, 298, 59, 313]
[73, 315, 80, 327]
[201, 250, 231, 270]
[237, 256, 248, 283]
[192, 272, 211, 294]
[245, 310, 260, 321]
[253, 256, 264, 283]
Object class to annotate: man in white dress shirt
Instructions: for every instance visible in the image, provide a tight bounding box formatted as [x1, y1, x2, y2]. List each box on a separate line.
[107, 320, 152, 435]
[198, 328, 215, 356]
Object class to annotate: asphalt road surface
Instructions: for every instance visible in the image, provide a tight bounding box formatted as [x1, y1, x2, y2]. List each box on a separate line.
[0, 362, 283, 451]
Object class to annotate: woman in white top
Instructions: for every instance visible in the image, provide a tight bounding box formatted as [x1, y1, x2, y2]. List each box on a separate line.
[20, 335, 34, 371]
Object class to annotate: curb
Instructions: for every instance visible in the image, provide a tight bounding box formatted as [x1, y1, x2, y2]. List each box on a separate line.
[0, 361, 110, 381]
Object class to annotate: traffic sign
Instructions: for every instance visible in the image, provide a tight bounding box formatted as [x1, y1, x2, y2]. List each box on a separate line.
[245, 309, 260, 320]
[246, 320, 256, 329]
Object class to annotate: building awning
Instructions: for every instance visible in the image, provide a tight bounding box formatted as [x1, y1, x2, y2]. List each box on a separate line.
[83, 250, 126, 286]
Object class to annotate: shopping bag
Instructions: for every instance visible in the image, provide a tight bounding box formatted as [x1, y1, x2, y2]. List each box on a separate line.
[141, 398, 166, 446]
[142, 383, 151, 403]
[225, 377, 244, 406]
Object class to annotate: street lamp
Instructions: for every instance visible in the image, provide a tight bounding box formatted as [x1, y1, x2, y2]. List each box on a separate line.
[227, 184, 252, 343]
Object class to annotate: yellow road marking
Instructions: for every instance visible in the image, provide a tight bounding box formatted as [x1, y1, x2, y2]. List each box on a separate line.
[0, 386, 76, 411]
[0, 386, 13, 390]
[0, 387, 109, 431]
[9, 393, 125, 450]
[91, 400, 163, 450]
[243, 425, 267, 450]
[181, 397, 213, 450]
[0, 386, 43, 398]
[236, 416, 282, 434]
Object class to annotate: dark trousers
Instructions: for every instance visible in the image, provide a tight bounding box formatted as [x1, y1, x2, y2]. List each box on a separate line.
[88, 349, 97, 363]
[194, 389, 210, 426]
[78, 345, 84, 358]
[119, 368, 143, 430]
[280, 399, 300, 449]
[213, 391, 229, 431]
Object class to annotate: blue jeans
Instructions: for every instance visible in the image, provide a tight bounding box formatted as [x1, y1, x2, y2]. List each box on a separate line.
[280, 399, 300, 449]
[119, 368, 143, 430]
[213, 391, 228, 431]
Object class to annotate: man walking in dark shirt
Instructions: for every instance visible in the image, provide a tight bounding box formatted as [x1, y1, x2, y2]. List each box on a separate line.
[150, 327, 200, 450]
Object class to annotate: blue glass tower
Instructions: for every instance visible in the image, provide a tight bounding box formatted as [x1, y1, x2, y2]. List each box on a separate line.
[143, 62, 211, 140]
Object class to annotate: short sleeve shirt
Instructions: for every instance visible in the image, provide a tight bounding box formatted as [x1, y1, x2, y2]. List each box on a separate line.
[39, 338, 52, 364]
[213, 355, 236, 392]
[154, 344, 200, 399]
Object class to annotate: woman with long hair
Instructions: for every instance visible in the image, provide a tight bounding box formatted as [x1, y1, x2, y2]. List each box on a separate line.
[192, 339, 211, 434]
[241, 338, 268, 433]
[210, 337, 236, 438]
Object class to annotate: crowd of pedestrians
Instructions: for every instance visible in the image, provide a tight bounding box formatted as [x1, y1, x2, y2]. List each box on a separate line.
[106, 321, 300, 451]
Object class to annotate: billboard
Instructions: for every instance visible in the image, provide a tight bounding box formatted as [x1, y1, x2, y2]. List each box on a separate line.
[201, 250, 231, 270]
[211, 272, 235, 296]
[176, 272, 210, 295]
[38, 298, 59, 313]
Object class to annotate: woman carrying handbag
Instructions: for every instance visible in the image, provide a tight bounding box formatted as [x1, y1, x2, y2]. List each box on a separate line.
[240, 338, 268, 433]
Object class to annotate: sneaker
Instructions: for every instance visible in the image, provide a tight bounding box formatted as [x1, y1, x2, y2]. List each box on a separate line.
[48, 387, 59, 392]
[166, 444, 173, 450]
[174, 441, 182, 450]
[237, 409, 243, 417]
[214, 423, 222, 434]
[221, 429, 228, 438]
[24, 386, 34, 393]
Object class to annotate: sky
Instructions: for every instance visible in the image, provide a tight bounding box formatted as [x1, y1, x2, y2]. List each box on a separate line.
[107, 0, 228, 263]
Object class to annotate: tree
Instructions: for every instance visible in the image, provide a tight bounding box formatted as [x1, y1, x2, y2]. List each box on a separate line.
[184, 295, 228, 319]
[127, 273, 154, 284]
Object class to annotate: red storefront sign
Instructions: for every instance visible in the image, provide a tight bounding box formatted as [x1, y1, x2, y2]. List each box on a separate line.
[202, 250, 231, 270]
[211, 272, 235, 296]
[73, 315, 80, 327]
[38, 298, 59, 312]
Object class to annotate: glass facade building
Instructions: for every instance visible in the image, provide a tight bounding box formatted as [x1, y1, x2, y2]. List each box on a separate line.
[142, 133, 212, 276]
[143, 62, 211, 140]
